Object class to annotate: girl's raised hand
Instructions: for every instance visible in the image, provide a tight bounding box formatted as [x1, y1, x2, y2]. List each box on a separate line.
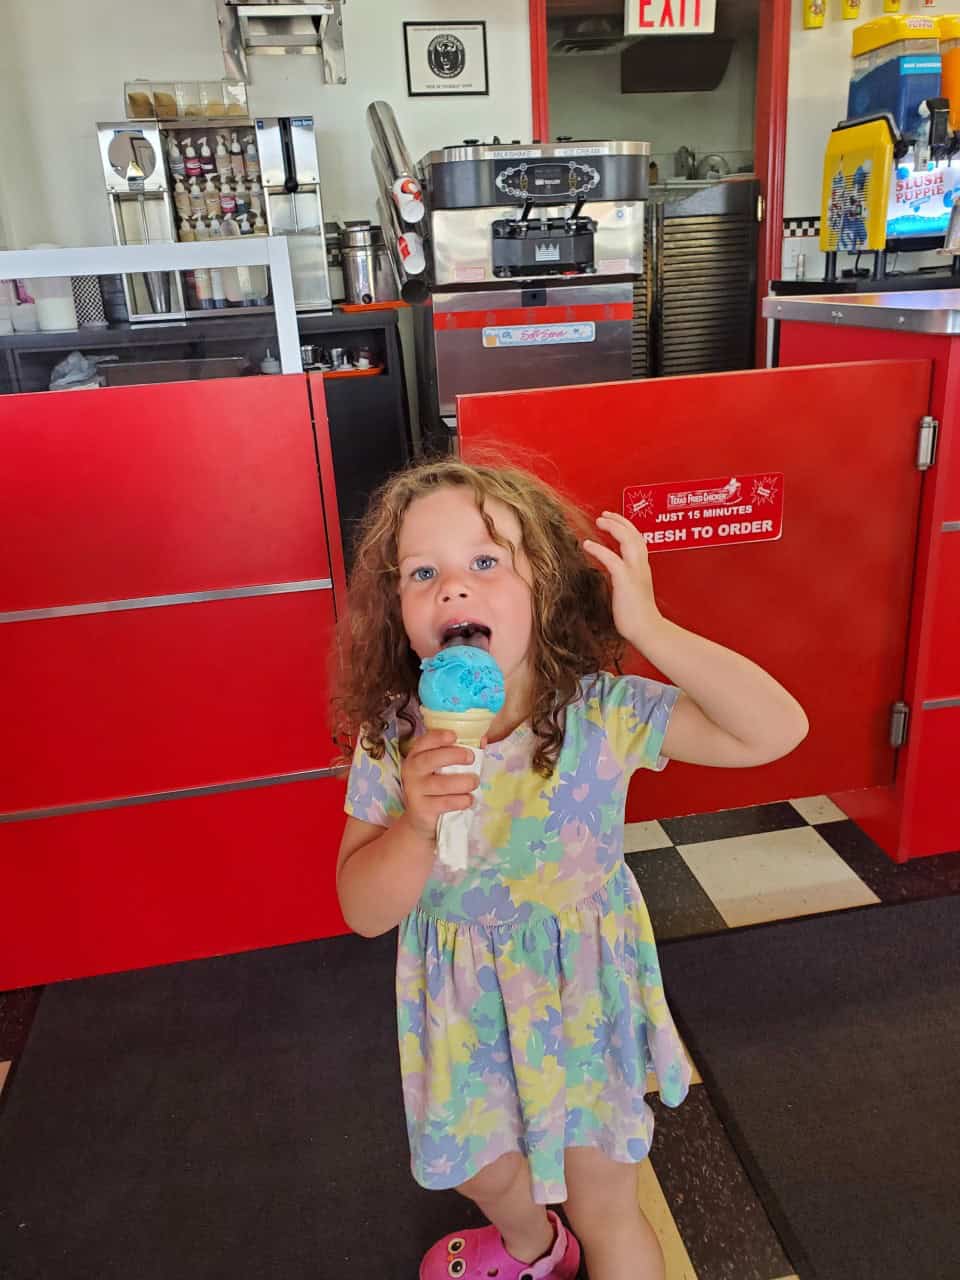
[583, 510, 663, 648]
[401, 730, 479, 844]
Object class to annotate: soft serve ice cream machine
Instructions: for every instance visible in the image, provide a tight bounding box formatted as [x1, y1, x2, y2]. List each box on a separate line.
[367, 102, 649, 443]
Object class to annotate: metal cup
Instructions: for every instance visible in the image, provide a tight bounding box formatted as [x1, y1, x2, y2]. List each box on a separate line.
[300, 343, 316, 366]
[144, 270, 172, 313]
[329, 346, 344, 367]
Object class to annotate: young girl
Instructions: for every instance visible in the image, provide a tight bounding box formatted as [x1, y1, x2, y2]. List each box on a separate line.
[336, 458, 807, 1280]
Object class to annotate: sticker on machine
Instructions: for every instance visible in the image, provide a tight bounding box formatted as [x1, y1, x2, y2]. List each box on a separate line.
[482, 322, 596, 348]
[622, 473, 783, 551]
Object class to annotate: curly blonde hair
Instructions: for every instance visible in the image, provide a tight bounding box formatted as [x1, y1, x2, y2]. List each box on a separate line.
[333, 455, 624, 776]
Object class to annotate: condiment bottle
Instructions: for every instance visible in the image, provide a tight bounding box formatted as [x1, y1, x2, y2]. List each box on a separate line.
[194, 263, 213, 309]
[219, 182, 237, 218]
[230, 131, 245, 179]
[198, 136, 215, 176]
[183, 137, 202, 179]
[243, 134, 260, 181]
[174, 177, 191, 219]
[203, 176, 220, 216]
[168, 136, 185, 179]
[215, 134, 232, 182]
[188, 177, 204, 214]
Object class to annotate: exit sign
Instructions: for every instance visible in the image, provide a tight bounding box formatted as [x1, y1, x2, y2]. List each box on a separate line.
[625, 0, 717, 34]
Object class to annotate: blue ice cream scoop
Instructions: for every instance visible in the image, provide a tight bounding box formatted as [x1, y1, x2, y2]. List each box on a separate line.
[419, 645, 506, 713]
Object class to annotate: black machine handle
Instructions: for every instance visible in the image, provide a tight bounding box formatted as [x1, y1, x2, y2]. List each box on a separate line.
[279, 118, 299, 194]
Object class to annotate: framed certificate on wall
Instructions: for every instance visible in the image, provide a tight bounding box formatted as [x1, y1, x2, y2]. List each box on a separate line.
[403, 21, 489, 97]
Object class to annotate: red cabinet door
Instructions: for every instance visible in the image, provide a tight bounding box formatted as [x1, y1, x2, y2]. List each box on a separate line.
[924, 528, 960, 698]
[0, 376, 329, 612]
[458, 360, 931, 820]
[0, 774, 349, 990]
[2, 587, 339, 815]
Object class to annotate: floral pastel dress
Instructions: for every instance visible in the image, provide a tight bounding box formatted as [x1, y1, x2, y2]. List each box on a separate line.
[344, 671, 691, 1205]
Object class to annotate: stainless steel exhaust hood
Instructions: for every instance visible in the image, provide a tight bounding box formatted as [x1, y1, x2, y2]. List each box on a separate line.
[217, 0, 346, 83]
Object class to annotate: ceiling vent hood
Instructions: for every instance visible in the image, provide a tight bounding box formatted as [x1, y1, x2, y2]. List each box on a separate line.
[217, 0, 346, 83]
[551, 16, 638, 56]
[550, 11, 737, 91]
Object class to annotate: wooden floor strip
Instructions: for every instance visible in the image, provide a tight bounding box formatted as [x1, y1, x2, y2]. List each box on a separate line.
[637, 1158, 699, 1278]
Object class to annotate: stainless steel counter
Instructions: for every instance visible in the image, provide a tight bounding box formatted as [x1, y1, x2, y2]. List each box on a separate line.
[762, 289, 960, 336]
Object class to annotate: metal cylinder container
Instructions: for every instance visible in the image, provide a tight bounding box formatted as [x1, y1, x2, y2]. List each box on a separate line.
[324, 221, 345, 302]
[341, 221, 398, 305]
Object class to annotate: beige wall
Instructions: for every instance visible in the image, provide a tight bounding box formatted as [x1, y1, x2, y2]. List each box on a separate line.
[0, 0, 532, 248]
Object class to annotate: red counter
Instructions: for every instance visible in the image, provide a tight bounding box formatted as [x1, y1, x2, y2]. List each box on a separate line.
[1, 374, 349, 988]
[767, 292, 960, 863]
[3, 346, 949, 988]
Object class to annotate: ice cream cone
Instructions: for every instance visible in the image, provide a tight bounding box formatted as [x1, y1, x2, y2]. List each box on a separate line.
[421, 706, 494, 748]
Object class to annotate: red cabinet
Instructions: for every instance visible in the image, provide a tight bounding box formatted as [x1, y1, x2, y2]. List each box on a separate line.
[774, 320, 960, 861]
[1, 375, 349, 987]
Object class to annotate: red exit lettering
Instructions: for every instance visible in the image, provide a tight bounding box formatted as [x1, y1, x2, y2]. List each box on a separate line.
[636, 0, 703, 29]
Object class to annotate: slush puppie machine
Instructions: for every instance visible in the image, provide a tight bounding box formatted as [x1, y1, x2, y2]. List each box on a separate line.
[819, 14, 960, 281]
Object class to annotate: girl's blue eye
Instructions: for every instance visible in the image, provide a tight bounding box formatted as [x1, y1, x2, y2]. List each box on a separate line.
[411, 566, 436, 583]
[473, 554, 497, 571]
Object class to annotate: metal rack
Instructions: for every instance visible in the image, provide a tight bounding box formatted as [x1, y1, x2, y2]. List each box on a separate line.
[0, 239, 302, 372]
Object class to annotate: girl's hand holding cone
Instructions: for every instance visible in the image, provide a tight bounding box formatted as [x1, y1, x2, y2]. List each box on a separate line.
[400, 731, 479, 843]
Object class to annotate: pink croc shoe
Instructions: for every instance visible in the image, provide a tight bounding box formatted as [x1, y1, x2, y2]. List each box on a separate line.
[419, 1209, 580, 1280]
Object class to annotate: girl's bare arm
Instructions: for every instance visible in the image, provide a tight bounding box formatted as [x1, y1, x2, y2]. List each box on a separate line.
[336, 814, 439, 938]
[337, 731, 477, 937]
[584, 512, 808, 768]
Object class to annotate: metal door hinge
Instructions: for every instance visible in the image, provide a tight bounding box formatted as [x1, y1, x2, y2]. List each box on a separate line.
[916, 415, 939, 470]
[756, 193, 766, 224]
[890, 701, 910, 748]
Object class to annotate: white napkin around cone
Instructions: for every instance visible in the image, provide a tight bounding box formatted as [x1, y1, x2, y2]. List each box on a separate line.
[436, 746, 484, 871]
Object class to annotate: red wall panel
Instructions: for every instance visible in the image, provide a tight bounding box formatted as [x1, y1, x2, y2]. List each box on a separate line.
[0, 375, 329, 612]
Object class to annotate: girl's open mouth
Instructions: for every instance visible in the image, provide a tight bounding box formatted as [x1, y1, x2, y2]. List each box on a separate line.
[440, 621, 491, 650]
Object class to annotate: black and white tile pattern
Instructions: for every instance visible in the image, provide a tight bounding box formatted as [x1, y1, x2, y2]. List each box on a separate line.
[782, 216, 821, 239]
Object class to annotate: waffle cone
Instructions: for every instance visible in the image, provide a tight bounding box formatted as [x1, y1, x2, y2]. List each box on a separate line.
[421, 706, 495, 747]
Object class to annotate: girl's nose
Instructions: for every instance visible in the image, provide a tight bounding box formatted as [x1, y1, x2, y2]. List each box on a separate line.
[438, 575, 468, 602]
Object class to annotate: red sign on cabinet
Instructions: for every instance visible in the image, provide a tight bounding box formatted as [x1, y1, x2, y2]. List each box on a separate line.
[623, 472, 784, 551]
